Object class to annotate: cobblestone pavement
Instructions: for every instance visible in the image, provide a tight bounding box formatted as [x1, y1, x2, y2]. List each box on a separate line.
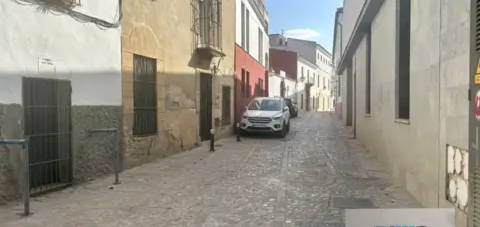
[0, 112, 419, 227]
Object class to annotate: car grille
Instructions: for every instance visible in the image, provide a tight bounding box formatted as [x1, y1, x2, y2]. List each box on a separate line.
[248, 117, 272, 123]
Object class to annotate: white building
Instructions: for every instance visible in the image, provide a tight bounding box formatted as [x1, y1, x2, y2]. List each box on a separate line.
[268, 70, 296, 99]
[297, 57, 318, 111]
[270, 35, 334, 112]
[333, 1, 471, 226]
[0, 0, 121, 199]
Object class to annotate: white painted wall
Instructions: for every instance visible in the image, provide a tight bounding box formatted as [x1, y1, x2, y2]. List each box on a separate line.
[342, 0, 367, 55]
[235, 0, 269, 67]
[297, 58, 317, 110]
[268, 71, 296, 99]
[334, 11, 344, 66]
[0, 0, 121, 106]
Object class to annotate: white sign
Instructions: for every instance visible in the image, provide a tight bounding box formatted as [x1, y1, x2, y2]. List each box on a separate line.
[346, 209, 455, 227]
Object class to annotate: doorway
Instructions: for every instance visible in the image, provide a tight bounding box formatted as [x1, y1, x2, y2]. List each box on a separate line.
[23, 77, 73, 194]
[199, 73, 213, 141]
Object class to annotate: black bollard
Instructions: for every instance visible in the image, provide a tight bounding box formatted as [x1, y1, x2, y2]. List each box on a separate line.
[210, 129, 215, 152]
[236, 122, 241, 142]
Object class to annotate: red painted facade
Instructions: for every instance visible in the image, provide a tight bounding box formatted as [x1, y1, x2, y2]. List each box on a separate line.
[234, 45, 267, 123]
[269, 48, 298, 80]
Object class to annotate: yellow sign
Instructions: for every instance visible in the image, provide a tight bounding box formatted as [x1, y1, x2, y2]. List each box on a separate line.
[477, 59, 480, 74]
[476, 59, 480, 84]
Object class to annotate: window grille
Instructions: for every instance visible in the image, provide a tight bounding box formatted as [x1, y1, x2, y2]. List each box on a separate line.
[192, 0, 223, 50]
[133, 55, 157, 136]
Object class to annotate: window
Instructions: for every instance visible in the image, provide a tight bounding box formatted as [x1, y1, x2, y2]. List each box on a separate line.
[248, 99, 282, 111]
[258, 28, 263, 64]
[246, 9, 250, 52]
[241, 69, 246, 96]
[194, 0, 223, 49]
[133, 55, 157, 136]
[396, 0, 410, 120]
[246, 71, 250, 97]
[241, 2, 245, 48]
[323, 77, 326, 90]
[222, 86, 231, 125]
[366, 25, 372, 115]
[317, 75, 320, 88]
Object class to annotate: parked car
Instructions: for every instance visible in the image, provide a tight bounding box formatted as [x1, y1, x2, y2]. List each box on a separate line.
[284, 98, 298, 118]
[240, 97, 291, 137]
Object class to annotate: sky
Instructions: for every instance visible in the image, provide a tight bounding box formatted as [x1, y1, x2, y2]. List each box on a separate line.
[266, 0, 343, 53]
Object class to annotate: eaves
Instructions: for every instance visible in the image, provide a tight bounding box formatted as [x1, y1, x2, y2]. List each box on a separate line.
[336, 0, 384, 74]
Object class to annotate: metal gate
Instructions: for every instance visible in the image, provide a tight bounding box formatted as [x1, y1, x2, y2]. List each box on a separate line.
[23, 78, 72, 195]
[200, 73, 213, 141]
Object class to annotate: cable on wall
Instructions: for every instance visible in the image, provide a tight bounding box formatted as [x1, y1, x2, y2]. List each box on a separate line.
[12, 0, 122, 29]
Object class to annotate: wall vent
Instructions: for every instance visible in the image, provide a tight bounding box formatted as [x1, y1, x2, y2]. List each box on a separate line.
[476, 0, 480, 51]
[473, 169, 480, 225]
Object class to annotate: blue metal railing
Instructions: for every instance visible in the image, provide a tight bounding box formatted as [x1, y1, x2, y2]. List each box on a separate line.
[0, 138, 30, 216]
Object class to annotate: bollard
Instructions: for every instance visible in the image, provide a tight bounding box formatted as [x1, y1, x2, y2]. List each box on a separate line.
[87, 128, 121, 185]
[236, 122, 241, 142]
[112, 130, 120, 185]
[210, 129, 215, 152]
[22, 139, 30, 216]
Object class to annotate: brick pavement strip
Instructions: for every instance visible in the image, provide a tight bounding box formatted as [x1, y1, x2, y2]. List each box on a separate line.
[0, 112, 419, 227]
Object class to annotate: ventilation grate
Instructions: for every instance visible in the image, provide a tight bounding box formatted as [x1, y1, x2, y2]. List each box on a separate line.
[476, 0, 480, 51]
[473, 168, 480, 226]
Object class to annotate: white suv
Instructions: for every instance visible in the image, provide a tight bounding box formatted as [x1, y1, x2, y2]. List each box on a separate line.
[240, 97, 291, 137]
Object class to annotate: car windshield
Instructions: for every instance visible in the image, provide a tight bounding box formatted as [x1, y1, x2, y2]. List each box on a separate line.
[248, 99, 282, 111]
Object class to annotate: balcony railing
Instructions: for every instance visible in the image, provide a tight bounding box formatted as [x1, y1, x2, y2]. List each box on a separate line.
[192, 0, 224, 56]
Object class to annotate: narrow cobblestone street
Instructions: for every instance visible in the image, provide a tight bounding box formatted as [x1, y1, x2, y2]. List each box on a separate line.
[0, 112, 419, 227]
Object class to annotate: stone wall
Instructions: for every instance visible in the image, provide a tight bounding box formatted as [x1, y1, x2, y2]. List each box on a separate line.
[446, 145, 469, 211]
[0, 104, 23, 202]
[72, 106, 122, 182]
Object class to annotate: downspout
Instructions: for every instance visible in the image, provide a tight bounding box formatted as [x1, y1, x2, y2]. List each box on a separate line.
[437, 0, 443, 208]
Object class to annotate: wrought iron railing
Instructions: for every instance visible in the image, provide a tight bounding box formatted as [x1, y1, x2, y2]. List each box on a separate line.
[192, 0, 223, 50]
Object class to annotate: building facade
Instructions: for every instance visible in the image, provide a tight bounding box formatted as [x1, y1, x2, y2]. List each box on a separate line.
[334, 0, 470, 226]
[234, 0, 269, 123]
[269, 48, 298, 98]
[268, 70, 297, 99]
[0, 0, 122, 200]
[121, 0, 235, 168]
[270, 34, 334, 112]
[333, 8, 344, 118]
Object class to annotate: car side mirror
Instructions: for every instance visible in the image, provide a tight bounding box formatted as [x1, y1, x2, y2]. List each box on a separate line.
[283, 107, 289, 112]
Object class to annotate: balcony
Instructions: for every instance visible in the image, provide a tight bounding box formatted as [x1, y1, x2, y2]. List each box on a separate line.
[192, 0, 225, 58]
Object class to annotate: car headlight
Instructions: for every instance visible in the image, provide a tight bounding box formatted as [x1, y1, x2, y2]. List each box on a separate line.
[273, 116, 282, 120]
